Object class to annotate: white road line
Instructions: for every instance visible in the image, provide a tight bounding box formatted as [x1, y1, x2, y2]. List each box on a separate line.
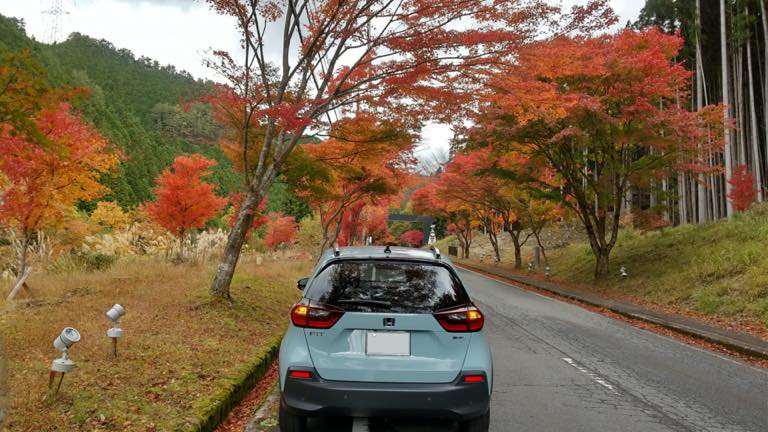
[562, 357, 620, 394]
[352, 417, 370, 432]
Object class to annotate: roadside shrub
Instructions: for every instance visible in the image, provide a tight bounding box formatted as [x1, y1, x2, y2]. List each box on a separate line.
[297, 215, 323, 253]
[79, 252, 117, 271]
[90, 201, 131, 231]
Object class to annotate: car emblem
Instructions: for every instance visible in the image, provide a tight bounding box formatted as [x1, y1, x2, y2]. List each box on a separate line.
[383, 317, 395, 327]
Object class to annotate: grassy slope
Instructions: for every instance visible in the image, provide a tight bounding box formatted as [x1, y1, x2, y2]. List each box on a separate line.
[547, 206, 768, 327]
[443, 205, 768, 328]
[0, 257, 311, 431]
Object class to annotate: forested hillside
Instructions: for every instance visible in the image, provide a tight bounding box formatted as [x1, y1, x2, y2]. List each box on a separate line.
[0, 14, 241, 208]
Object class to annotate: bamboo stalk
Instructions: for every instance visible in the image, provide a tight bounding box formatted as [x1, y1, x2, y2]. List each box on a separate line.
[746, 9, 763, 202]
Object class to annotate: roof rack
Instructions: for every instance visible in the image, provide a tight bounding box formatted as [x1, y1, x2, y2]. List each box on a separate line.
[430, 246, 441, 260]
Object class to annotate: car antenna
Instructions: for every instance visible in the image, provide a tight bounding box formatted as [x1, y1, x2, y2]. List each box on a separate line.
[384, 245, 391, 254]
[430, 246, 441, 260]
[333, 244, 341, 257]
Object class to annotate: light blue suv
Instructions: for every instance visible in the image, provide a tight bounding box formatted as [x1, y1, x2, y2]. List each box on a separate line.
[278, 246, 493, 432]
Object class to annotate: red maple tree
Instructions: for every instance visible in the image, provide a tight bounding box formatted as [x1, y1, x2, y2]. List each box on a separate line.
[264, 212, 298, 250]
[399, 230, 424, 248]
[146, 155, 227, 260]
[728, 164, 756, 212]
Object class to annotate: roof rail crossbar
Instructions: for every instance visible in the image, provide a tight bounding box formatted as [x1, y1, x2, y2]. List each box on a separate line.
[430, 246, 441, 260]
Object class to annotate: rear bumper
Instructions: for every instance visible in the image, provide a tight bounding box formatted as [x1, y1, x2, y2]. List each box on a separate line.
[281, 368, 490, 421]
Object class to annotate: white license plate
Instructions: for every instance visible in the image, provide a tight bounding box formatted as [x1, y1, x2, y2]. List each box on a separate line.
[366, 331, 411, 356]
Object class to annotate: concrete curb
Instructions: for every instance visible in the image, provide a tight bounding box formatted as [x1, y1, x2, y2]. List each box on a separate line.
[456, 262, 768, 360]
[244, 384, 280, 432]
[0, 340, 6, 431]
[189, 336, 281, 432]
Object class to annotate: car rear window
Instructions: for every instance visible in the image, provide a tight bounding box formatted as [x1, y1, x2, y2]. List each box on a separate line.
[305, 260, 470, 313]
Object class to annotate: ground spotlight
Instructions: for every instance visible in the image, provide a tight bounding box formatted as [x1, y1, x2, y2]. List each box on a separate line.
[106, 304, 125, 359]
[49, 327, 80, 394]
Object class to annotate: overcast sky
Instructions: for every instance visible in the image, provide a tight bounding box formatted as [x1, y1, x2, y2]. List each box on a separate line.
[0, 0, 644, 159]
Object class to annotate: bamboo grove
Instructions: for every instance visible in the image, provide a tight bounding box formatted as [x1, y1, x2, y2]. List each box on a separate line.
[636, 0, 768, 223]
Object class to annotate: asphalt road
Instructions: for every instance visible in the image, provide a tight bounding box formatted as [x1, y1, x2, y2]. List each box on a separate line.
[280, 268, 768, 432]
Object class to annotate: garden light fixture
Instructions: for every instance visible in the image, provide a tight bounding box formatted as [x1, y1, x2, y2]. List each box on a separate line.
[49, 327, 81, 394]
[106, 304, 125, 359]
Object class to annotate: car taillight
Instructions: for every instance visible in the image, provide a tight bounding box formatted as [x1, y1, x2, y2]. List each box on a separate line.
[434, 306, 484, 332]
[288, 370, 313, 379]
[463, 374, 486, 383]
[291, 301, 344, 329]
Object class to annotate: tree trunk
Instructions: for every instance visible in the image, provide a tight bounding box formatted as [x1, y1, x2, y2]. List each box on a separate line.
[7, 234, 31, 301]
[696, 0, 709, 222]
[461, 228, 473, 259]
[508, 230, 522, 269]
[209, 189, 263, 299]
[746, 17, 763, 201]
[177, 231, 185, 262]
[721, 0, 735, 220]
[580, 204, 615, 279]
[317, 220, 333, 260]
[487, 226, 500, 263]
[678, 172, 687, 224]
[533, 229, 548, 267]
[735, 40, 746, 166]
[761, 0, 768, 185]
[594, 248, 610, 278]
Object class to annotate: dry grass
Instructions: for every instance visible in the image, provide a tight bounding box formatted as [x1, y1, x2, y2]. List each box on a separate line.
[0, 256, 311, 431]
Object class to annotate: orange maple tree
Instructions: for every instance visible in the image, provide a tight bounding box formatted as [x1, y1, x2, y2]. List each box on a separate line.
[0, 103, 118, 299]
[289, 114, 415, 254]
[412, 146, 563, 265]
[412, 183, 477, 259]
[146, 155, 227, 260]
[474, 28, 724, 276]
[337, 203, 391, 247]
[203, 0, 615, 297]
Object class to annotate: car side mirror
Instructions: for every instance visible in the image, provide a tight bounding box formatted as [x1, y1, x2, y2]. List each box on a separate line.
[297, 277, 309, 291]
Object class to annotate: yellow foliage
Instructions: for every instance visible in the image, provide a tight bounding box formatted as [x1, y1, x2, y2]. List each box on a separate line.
[90, 201, 131, 231]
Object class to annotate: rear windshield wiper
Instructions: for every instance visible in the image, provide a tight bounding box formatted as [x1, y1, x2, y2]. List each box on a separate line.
[336, 299, 392, 309]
